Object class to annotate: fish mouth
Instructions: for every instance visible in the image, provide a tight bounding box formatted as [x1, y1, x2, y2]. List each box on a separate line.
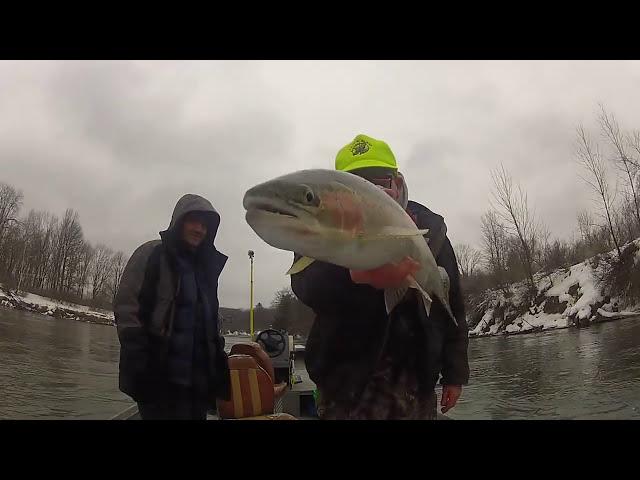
[243, 196, 299, 219]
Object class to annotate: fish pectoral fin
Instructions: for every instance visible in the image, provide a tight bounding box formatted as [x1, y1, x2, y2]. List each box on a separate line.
[407, 275, 459, 327]
[442, 298, 459, 327]
[407, 275, 433, 314]
[438, 266, 450, 299]
[286, 256, 316, 275]
[385, 275, 433, 315]
[360, 227, 429, 240]
[384, 286, 410, 314]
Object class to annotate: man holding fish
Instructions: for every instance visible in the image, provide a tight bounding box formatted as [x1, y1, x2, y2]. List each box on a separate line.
[243, 134, 469, 420]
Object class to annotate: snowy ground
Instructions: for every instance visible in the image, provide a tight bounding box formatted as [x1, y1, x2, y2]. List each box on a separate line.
[0, 284, 114, 324]
[469, 241, 640, 338]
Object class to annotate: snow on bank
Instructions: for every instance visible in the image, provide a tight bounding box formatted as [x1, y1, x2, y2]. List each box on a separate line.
[596, 308, 639, 319]
[547, 262, 602, 321]
[470, 307, 568, 337]
[0, 284, 114, 324]
[469, 242, 640, 338]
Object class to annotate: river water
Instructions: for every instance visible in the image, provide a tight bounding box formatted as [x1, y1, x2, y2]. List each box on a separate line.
[1, 307, 638, 419]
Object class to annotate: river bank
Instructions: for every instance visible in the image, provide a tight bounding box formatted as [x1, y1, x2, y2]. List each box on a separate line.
[0, 285, 114, 326]
[468, 241, 640, 338]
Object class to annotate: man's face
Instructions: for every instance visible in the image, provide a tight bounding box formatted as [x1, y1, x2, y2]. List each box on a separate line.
[350, 167, 401, 202]
[181, 212, 208, 249]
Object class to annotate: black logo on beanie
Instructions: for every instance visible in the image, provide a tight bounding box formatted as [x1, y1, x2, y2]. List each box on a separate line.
[350, 139, 371, 156]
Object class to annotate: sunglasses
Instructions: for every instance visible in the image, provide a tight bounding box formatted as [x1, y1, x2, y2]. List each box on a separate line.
[376, 177, 398, 189]
[359, 175, 395, 189]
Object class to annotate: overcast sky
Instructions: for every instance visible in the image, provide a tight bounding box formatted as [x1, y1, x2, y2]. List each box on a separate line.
[2, 60, 640, 309]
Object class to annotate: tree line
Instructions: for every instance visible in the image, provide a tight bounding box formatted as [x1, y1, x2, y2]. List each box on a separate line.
[455, 104, 640, 307]
[0, 184, 127, 310]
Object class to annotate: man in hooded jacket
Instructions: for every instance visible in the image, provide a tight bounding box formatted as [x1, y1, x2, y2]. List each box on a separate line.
[114, 194, 231, 420]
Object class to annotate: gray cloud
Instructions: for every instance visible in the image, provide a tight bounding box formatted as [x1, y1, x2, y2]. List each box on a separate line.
[2, 60, 640, 309]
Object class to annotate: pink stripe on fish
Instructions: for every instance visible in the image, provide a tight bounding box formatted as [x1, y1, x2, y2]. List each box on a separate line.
[321, 190, 364, 237]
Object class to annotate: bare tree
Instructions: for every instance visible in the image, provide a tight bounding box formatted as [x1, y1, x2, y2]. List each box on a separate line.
[91, 244, 113, 301]
[490, 164, 538, 297]
[0, 181, 136, 308]
[14, 224, 28, 292]
[614, 198, 638, 245]
[0, 222, 17, 276]
[577, 209, 595, 243]
[0, 183, 23, 247]
[17, 210, 47, 291]
[32, 212, 54, 290]
[598, 105, 640, 234]
[39, 214, 58, 291]
[109, 251, 127, 304]
[50, 209, 84, 294]
[542, 239, 570, 272]
[75, 242, 95, 299]
[575, 125, 622, 258]
[481, 210, 510, 294]
[629, 130, 640, 164]
[534, 222, 552, 271]
[454, 243, 483, 278]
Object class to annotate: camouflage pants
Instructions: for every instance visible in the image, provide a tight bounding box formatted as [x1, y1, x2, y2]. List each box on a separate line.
[316, 359, 437, 420]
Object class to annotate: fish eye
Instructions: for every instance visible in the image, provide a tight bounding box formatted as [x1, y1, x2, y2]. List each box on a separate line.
[305, 189, 315, 203]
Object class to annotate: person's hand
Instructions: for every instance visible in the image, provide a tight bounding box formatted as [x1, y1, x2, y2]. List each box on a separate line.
[349, 257, 420, 289]
[441, 385, 462, 414]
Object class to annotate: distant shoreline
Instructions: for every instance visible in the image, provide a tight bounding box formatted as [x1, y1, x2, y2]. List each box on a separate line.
[468, 311, 639, 340]
[0, 287, 306, 342]
[0, 286, 115, 326]
[6, 280, 636, 342]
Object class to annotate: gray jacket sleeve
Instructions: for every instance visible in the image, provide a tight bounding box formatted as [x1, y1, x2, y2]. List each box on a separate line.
[437, 237, 470, 386]
[425, 219, 470, 386]
[114, 242, 157, 374]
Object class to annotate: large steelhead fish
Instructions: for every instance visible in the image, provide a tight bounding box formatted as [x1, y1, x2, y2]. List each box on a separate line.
[243, 169, 457, 325]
